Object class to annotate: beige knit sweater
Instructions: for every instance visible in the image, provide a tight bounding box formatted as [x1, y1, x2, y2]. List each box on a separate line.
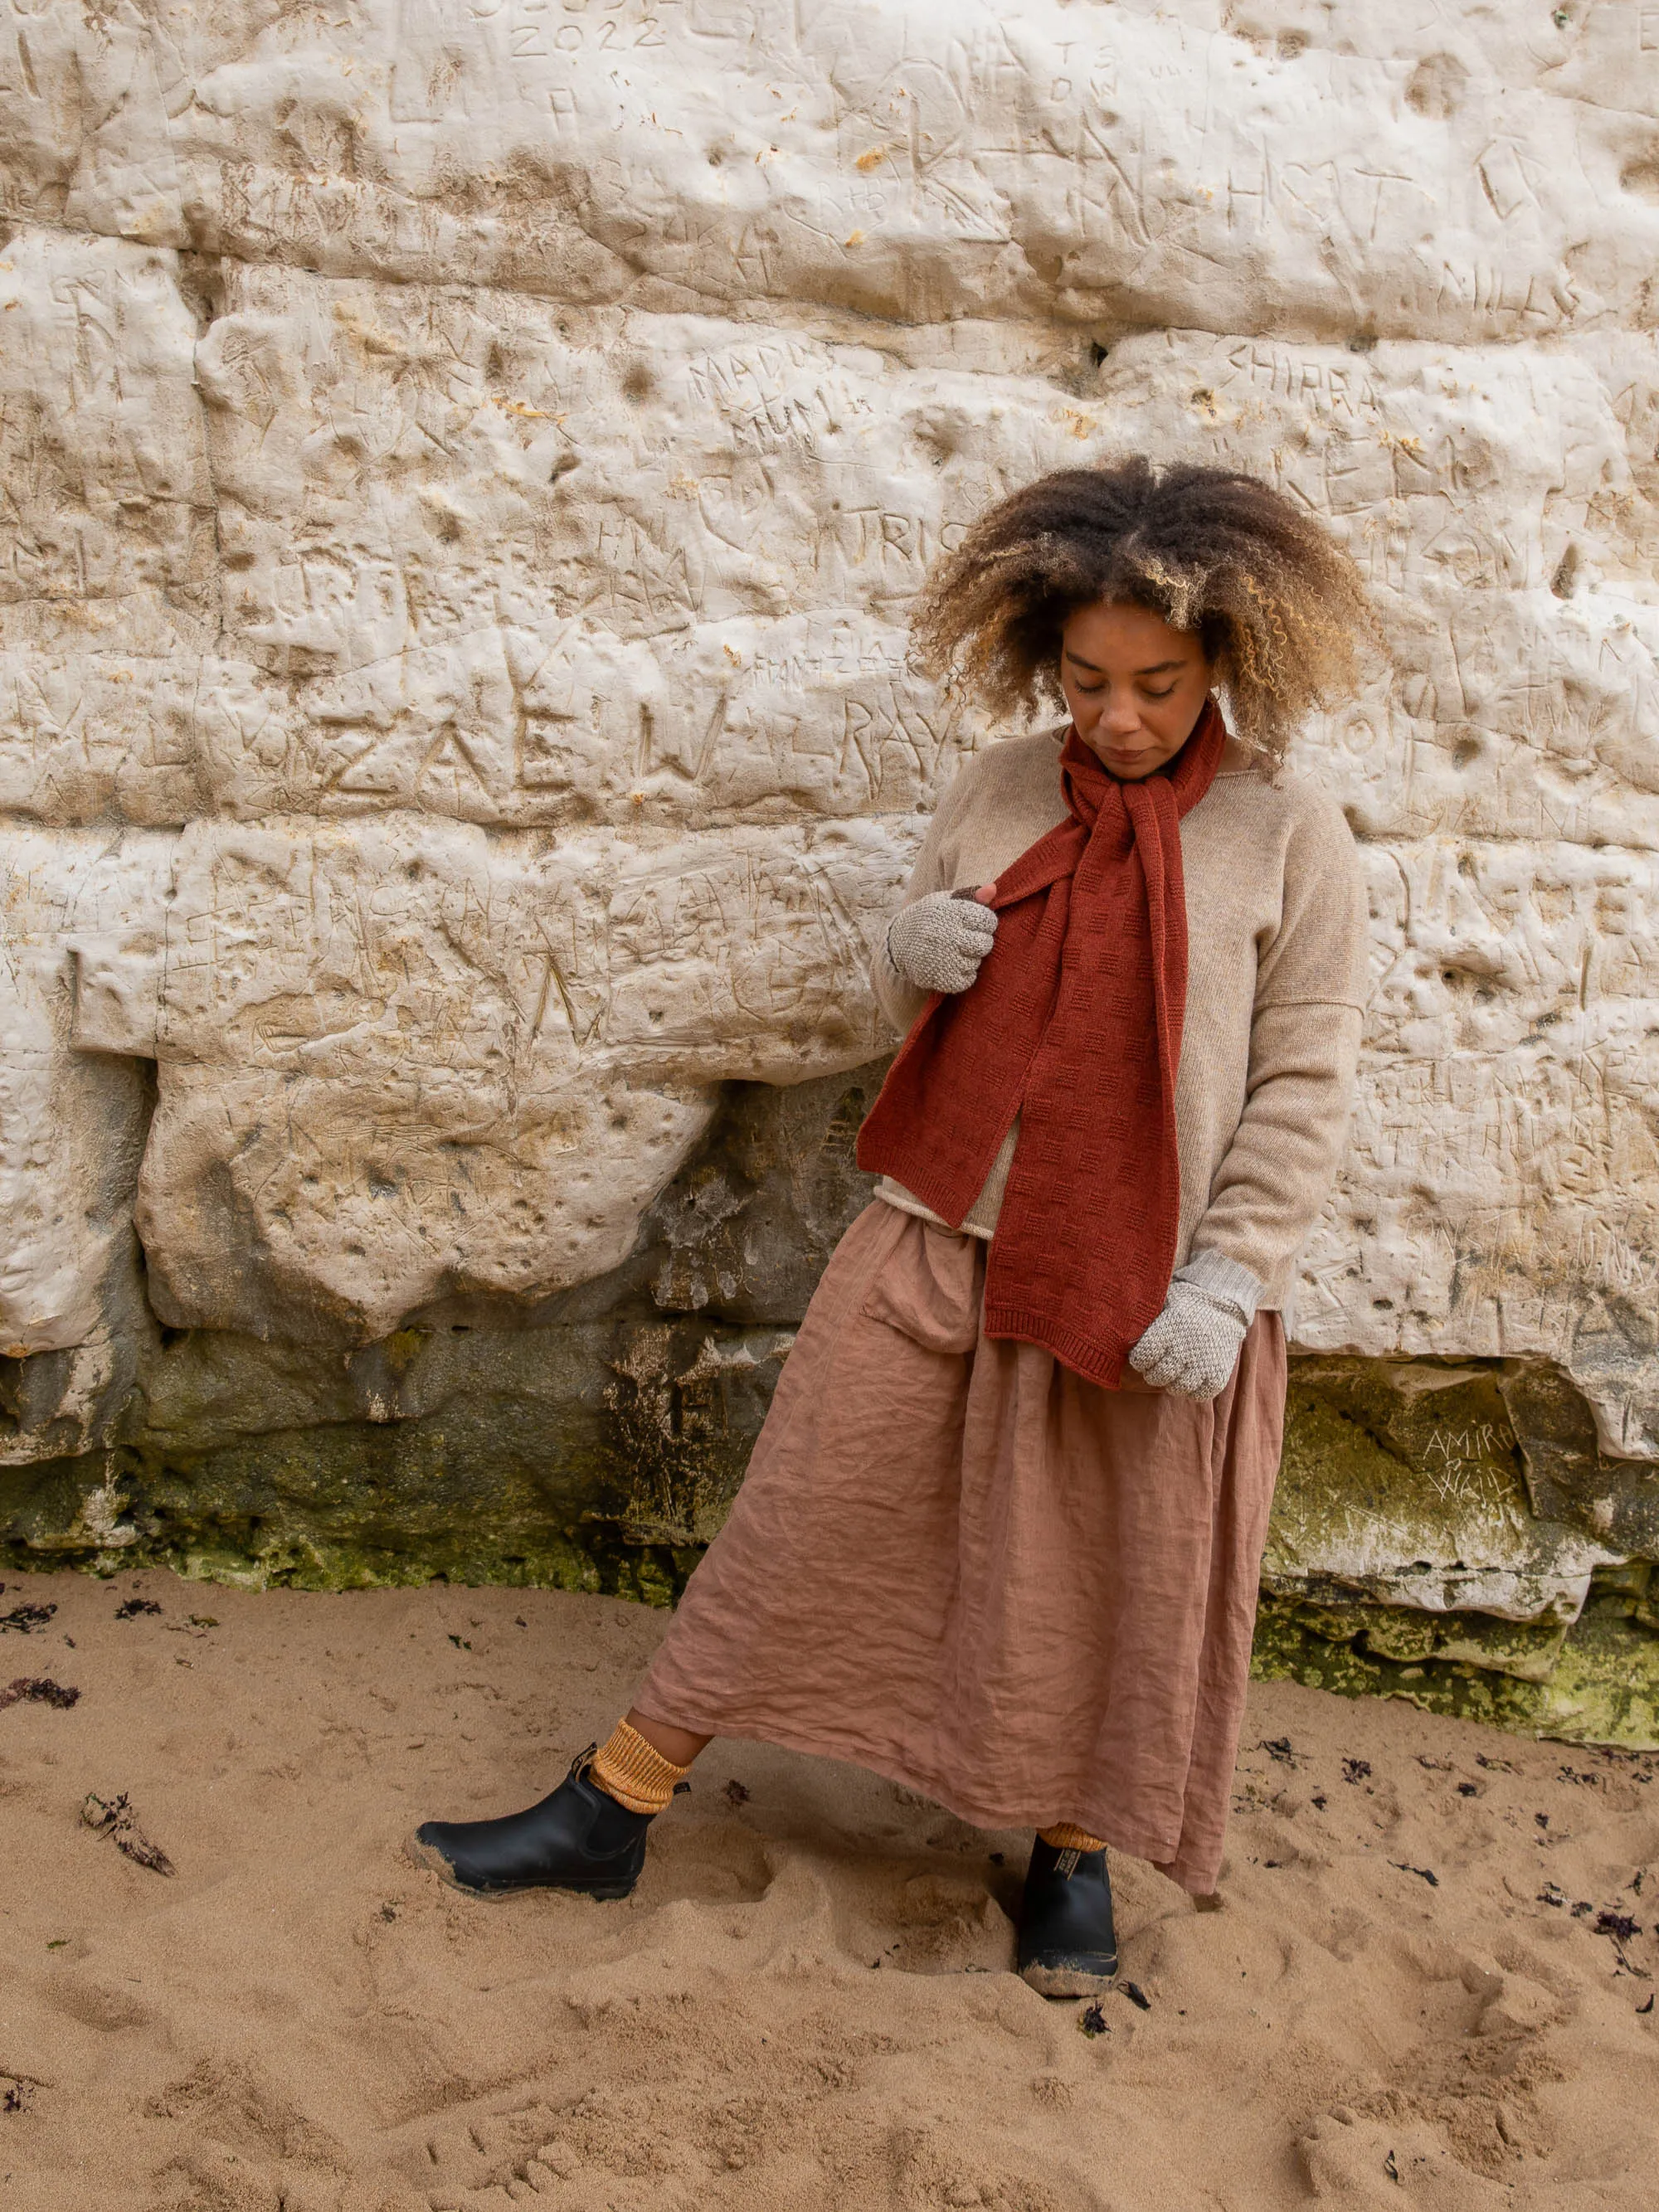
[870, 729, 1370, 1310]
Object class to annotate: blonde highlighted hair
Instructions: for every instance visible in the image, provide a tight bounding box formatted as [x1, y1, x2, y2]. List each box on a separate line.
[911, 458, 1379, 761]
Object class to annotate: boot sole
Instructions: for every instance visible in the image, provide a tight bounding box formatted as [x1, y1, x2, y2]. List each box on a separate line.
[1019, 1957, 1119, 1999]
[404, 1830, 638, 1902]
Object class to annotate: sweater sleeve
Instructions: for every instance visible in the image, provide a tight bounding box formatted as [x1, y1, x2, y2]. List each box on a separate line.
[868, 775, 969, 1036]
[1189, 797, 1370, 1290]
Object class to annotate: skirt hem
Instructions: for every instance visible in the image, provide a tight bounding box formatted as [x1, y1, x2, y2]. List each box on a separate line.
[629, 1696, 1218, 1894]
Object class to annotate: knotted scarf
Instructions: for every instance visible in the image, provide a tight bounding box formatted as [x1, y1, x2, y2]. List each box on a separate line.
[855, 697, 1228, 1388]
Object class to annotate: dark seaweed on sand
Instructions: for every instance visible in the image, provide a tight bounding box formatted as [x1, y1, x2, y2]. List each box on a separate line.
[0, 1677, 79, 1710]
[0, 1603, 56, 1635]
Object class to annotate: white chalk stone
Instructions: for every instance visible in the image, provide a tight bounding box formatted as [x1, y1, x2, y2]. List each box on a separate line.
[130, 812, 907, 1339]
[1, 1, 1657, 1533]
[0, 230, 212, 656]
[12, 3, 1655, 337]
[0, 828, 172, 1356]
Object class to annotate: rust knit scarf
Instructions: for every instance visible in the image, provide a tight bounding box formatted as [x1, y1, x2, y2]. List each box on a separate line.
[855, 698, 1228, 1388]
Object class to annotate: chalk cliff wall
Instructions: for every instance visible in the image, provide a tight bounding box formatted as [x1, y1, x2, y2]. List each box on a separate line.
[3, 1, 1658, 1733]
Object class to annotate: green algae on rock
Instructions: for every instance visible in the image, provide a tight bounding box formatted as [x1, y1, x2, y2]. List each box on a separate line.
[1267, 1359, 1621, 1626]
[1258, 1360, 1659, 1746]
[1252, 1586, 1659, 1751]
[5, 1060, 1659, 1748]
[1, 1067, 885, 1604]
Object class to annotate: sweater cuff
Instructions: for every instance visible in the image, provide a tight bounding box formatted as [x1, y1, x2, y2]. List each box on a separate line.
[1174, 1248, 1266, 1326]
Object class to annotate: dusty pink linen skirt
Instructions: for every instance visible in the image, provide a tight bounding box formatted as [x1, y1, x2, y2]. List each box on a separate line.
[637, 1199, 1287, 1894]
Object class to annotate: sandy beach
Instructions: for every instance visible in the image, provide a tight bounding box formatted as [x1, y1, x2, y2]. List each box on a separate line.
[2, 1566, 1656, 2211]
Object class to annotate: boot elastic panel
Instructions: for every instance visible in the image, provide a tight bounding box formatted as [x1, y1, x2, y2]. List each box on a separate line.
[409, 1746, 654, 1901]
[1017, 1836, 1118, 1997]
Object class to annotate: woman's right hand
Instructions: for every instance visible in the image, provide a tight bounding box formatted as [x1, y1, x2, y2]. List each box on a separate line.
[887, 887, 999, 994]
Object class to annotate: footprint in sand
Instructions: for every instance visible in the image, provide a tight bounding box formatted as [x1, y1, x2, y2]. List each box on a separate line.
[407, 2098, 687, 2212]
[770, 1848, 1018, 1976]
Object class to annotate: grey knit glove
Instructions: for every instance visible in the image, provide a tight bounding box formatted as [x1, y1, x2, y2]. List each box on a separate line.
[887, 889, 999, 994]
[1128, 1251, 1265, 1401]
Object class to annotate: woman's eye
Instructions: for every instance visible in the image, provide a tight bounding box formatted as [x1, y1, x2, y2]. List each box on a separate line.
[1073, 680, 1104, 695]
[1142, 684, 1178, 700]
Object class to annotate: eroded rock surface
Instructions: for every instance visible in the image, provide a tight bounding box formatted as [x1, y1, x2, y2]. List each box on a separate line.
[2, 1, 1658, 1721]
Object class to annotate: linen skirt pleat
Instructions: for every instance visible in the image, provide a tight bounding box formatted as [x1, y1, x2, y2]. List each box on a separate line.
[636, 1199, 1286, 1894]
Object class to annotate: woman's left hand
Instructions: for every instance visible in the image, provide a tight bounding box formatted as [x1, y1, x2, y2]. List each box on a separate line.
[1127, 1253, 1264, 1401]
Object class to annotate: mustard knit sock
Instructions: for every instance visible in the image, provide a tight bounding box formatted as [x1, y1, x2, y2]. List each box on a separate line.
[589, 1720, 691, 1816]
[1039, 1822, 1107, 1855]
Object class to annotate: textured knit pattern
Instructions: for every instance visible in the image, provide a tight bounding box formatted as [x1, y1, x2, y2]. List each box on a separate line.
[870, 728, 1370, 1309]
[886, 889, 999, 994]
[589, 1719, 688, 1815]
[857, 705, 1227, 1390]
[637, 1202, 1287, 1897]
[1129, 1249, 1265, 1401]
[1039, 1823, 1109, 1855]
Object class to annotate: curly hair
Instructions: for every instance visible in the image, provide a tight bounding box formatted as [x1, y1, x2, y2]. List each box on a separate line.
[910, 458, 1379, 761]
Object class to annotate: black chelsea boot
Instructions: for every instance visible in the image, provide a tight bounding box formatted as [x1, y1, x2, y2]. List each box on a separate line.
[409, 1745, 654, 1900]
[1016, 1834, 1118, 1996]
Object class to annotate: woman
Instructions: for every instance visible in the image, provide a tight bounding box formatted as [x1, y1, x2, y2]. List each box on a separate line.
[413, 459, 1376, 1996]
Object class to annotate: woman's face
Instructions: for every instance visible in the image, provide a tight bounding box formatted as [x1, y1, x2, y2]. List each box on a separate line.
[1059, 600, 1213, 780]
